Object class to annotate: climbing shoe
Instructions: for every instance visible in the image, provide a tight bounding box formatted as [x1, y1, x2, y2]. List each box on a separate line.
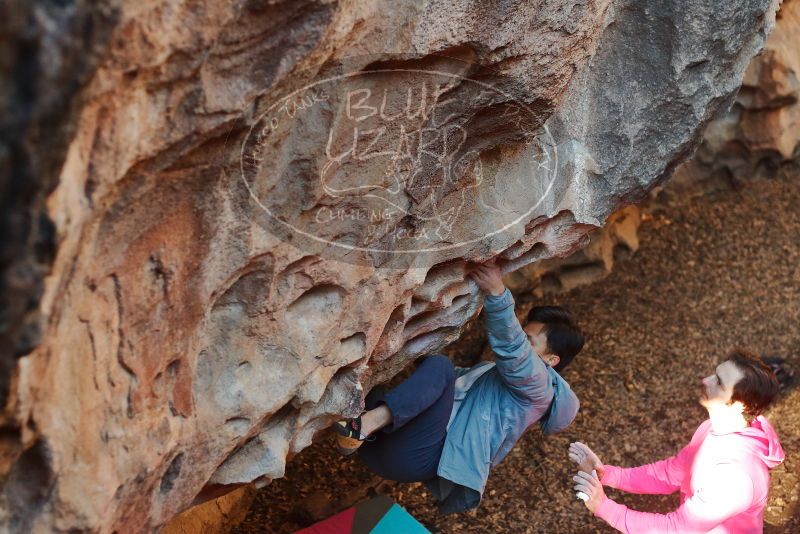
[332, 415, 374, 455]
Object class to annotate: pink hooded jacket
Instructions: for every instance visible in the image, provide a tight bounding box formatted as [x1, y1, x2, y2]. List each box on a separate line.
[595, 416, 785, 533]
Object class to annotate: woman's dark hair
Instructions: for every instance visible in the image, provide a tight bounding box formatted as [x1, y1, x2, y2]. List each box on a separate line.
[526, 306, 585, 372]
[728, 349, 779, 419]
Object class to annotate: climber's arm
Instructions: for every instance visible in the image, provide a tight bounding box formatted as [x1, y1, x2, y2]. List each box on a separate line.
[469, 262, 551, 402]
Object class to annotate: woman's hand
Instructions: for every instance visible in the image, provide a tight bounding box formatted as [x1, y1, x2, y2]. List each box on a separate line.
[573, 470, 606, 513]
[469, 261, 505, 296]
[568, 442, 606, 480]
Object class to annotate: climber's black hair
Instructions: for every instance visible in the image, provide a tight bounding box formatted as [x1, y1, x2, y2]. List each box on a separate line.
[527, 306, 585, 372]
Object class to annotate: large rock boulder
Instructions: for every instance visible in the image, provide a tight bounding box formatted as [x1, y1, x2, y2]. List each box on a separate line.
[1, 0, 779, 531]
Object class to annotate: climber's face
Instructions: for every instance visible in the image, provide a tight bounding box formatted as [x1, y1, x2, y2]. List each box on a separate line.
[700, 359, 744, 410]
[524, 321, 560, 368]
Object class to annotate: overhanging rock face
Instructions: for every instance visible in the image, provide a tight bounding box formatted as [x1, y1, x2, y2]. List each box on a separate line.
[2, 0, 779, 531]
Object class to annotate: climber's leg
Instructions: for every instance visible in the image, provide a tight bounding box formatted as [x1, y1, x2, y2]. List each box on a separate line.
[357, 355, 455, 482]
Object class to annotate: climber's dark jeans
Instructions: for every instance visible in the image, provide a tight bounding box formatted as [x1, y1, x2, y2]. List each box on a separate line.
[358, 354, 455, 483]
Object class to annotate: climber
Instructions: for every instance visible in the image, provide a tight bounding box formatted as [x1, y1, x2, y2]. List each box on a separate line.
[332, 259, 584, 513]
[569, 348, 784, 533]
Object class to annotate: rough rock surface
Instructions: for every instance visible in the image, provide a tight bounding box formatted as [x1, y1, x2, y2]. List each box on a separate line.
[0, 0, 119, 416]
[674, 0, 800, 190]
[504, 205, 642, 295]
[162, 485, 256, 534]
[0, 0, 780, 531]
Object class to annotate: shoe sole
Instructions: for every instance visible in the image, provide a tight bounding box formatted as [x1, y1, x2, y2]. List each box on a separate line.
[336, 434, 363, 455]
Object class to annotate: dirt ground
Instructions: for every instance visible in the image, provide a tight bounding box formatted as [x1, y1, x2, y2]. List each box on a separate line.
[234, 166, 800, 533]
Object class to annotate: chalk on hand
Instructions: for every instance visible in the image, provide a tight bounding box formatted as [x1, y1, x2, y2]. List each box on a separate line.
[577, 491, 589, 502]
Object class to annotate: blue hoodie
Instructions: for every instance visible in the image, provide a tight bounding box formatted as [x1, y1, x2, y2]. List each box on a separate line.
[424, 288, 580, 513]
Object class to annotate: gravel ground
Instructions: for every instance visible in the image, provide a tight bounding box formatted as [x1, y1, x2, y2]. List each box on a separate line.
[235, 166, 800, 533]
